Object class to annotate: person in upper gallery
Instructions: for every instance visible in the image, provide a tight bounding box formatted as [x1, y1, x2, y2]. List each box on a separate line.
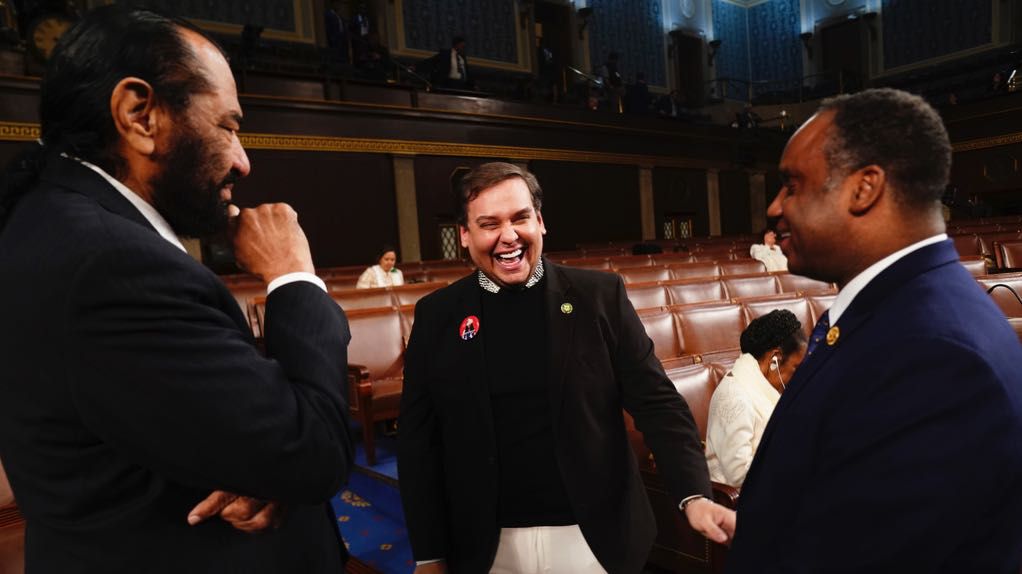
[749, 228, 787, 271]
[0, 6, 354, 572]
[705, 310, 806, 488]
[427, 35, 471, 90]
[356, 245, 404, 288]
[398, 162, 734, 574]
[726, 88, 1022, 572]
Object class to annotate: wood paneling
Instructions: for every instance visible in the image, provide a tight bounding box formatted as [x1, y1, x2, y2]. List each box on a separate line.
[237, 151, 397, 267]
[652, 167, 710, 238]
[529, 161, 641, 251]
[719, 170, 751, 235]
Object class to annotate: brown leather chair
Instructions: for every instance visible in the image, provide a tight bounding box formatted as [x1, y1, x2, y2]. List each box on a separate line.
[664, 278, 728, 306]
[421, 259, 472, 270]
[775, 272, 837, 295]
[976, 273, 1022, 319]
[402, 268, 429, 283]
[719, 259, 767, 276]
[609, 254, 652, 269]
[978, 232, 1022, 260]
[223, 279, 267, 338]
[690, 252, 733, 262]
[722, 274, 781, 300]
[329, 286, 395, 311]
[625, 282, 670, 311]
[652, 253, 694, 266]
[391, 281, 446, 307]
[667, 262, 721, 281]
[622, 363, 738, 574]
[427, 267, 474, 283]
[345, 306, 406, 466]
[958, 256, 989, 277]
[675, 303, 747, 357]
[0, 504, 24, 574]
[583, 247, 626, 258]
[619, 266, 672, 284]
[743, 295, 814, 339]
[995, 240, 1022, 271]
[950, 234, 983, 258]
[637, 307, 683, 360]
[561, 257, 613, 271]
[808, 293, 837, 325]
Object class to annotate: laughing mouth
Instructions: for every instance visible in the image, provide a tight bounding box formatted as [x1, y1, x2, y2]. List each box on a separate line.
[495, 247, 525, 266]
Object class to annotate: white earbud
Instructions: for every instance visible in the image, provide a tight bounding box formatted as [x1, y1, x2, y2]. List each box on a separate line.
[770, 355, 779, 371]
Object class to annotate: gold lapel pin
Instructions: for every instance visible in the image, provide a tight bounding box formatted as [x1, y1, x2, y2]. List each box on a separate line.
[826, 325, 840, 346]
[560, 302, 573, 314]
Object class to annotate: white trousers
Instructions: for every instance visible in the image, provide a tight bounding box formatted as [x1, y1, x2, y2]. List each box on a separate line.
[489, 525, 607, 574]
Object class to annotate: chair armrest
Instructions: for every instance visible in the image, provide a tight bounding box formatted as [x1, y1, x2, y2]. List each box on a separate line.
[346, 364, 372, 411]
[711, 481, 740, 509]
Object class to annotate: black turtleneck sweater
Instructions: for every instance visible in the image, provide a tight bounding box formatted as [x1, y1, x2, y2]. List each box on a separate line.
[480, 277, 575, 527]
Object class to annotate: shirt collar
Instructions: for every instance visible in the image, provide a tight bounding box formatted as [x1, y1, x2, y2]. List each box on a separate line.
[477, 258, 544, 293]
[828, 233, 947, 324]
[73, 157, 187, 253]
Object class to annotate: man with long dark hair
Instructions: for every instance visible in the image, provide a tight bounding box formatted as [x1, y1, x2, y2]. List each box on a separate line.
[0, 6, 353, 572]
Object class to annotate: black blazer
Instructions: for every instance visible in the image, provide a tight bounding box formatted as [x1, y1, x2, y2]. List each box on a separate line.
[728, 241, 1022, 572]
[0, 157, 354, 573]
[398, 261, 710, 574]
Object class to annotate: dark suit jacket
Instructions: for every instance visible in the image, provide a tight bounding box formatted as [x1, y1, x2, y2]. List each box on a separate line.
[398, 260, 711, 574]
[0, 157, 354, 573]
[728, 240, 1022, 573]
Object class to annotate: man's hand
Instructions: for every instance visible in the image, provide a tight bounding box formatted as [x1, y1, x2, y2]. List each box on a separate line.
[683, 497, 736, 544]
[230, 203, 315, 284]
[187, 490, 284, 533]
[413, 561, 448, 574]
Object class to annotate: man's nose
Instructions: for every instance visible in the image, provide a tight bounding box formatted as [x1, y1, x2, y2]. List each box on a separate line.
[499, 223, 519, 243]
[767, 188, 786, 218]
[232, 137, 251, 178]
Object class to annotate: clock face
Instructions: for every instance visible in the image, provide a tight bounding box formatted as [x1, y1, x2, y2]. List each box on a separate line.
[31, 16, 74, 62]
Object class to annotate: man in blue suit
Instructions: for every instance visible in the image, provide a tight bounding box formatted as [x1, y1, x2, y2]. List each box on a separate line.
[727, 88, 1022, 572]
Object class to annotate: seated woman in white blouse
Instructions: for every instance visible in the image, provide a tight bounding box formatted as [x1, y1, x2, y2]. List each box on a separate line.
[749, 229, 788, 272]
[705, 309, 806, 488]
[356, 246, 404, 289]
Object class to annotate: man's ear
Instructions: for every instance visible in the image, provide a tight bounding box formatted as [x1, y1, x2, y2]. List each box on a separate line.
[109, 77, 162, 157]
[848, 165, 885, 216]
[459, 224, 469, 248]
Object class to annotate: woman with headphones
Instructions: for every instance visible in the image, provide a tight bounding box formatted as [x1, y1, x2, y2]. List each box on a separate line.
[705, 310, 806, 488]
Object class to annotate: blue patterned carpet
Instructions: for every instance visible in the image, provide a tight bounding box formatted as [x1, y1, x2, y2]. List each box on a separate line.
[333, 433, 413, 574]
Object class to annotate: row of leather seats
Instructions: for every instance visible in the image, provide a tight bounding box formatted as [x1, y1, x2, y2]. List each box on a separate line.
[626, 272, 836, 311]
[558, 253, 759, 271]
[950, 231, 1022, 261]
[637, 293, 835, 361]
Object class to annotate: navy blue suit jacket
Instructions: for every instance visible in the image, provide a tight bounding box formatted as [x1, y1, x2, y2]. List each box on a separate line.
[0, 157, 354, 573]
[727, 240, 1022, 573]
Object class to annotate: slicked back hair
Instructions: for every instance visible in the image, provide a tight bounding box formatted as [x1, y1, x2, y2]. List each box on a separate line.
[456, 162, 543, 226]
[40, 5, 224, 176]
[818, 88, 951, 207]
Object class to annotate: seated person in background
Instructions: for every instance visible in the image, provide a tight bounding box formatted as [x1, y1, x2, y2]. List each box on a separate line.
[357, 246, 404, 288]
[705, 310, 806, 488]
[750, 228, 788, 271]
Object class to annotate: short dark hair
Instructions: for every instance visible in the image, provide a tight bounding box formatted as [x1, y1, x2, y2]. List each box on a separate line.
[818, 88, 951, 206]
[377, 245, 397, 261]
[40, 5, 223, 176]
[456, 162, 543, 226]
[740, 309, 806, 360]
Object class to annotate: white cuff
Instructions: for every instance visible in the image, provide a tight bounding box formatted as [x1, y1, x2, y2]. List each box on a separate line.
[415, 559, 444, 566]
[266, 272, 327, 295]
